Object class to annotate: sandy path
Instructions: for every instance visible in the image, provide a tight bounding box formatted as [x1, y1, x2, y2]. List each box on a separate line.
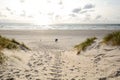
[0, 30, 120, 80]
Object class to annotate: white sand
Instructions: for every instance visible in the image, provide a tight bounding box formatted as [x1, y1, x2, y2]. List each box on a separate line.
[0, 30, 120, 80]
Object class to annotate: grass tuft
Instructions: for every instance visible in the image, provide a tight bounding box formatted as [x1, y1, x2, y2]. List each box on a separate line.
[21, 43, 30, 50]
[74, 37, 97, 55]
[0, 35, 30, 50]
[102, 31, 120, 46]
[0, 35, 18, 50]
[11, 39, 20, 45]
[0, 35, 30, 64]
[0, 52, 7, 64]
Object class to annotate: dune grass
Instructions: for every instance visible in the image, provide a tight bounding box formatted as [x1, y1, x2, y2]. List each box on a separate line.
[11, 39, 20, 45]
[102, 31, 120, 46]
[0, 52, 7, 64]
[0, 35, 18, 50]
[0, 35, 30, 50]
[0, 35, 30, 64]
[21, 43, 30, 50]
[74, 37, 97, 55]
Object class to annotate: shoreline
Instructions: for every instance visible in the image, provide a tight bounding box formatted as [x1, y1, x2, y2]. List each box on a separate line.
[0, 29, 119, 50]
[0, 29, 119, 36]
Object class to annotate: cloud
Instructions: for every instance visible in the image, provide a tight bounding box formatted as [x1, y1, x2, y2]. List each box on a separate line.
[6, 7, 11, 11]
[84, 15, 91, 21]
[69, 14, 76, 17]
[0, 12, 2, 17]
[88, 10, 95, 12]
[59, 0, 63, 5]
[0, 12, 7, 17]
[47, 0, 51, 3]
[95, 15, 102, 20]
[55, 15, 62, 19]
[83, 4, 95, 9]
[80, 11, 88, 14]
[28, 15, 33, 18]
[72, 5, 95, 14]
[10, 12, 14, 15]
[48, 12, 54, 16]
[55, 15, 59, 18]
[72, 8, 81, 13]
[80, 10, 95, 14]
[20, 0, 25, 3]
[47, 0, 63, 5]
[20, 10, 26, 17]
[5, 7, 16, 15]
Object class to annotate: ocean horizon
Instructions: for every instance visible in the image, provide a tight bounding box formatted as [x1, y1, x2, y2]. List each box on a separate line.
[0, 23, 120, 30]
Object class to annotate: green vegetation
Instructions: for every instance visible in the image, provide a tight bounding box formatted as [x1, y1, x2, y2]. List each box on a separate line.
[74, 31, 120, 55]
[102, 31, 120, 46]
[0, 35, 18, 50]
[0, 35, 30, 50]
[0, 35, 30, 64]
[74, 37, 97, 55]
[11, 39, 20, 45]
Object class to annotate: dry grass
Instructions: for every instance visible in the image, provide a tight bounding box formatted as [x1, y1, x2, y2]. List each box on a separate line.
[0, 35, 18, 50]
[11, 39, 20, 45]
[102, 31, 120, 46]
[12, 55, 22, 61]
[0, 52, 7, 64]
[21, 43, 30, 50]
[0, 35, 30, 50]
[74, 37, 97, 55]
[0, 35, 30, 64]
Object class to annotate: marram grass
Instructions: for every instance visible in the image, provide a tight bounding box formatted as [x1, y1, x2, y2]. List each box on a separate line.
[103, 31, 120, 46]
[21, 43, 30, 50]
[0, 35, 30, 64]
[0, 52, 7, 64]
[74, 37, 97, 55]
[0, 35, 30, 50]
[0, 35, 18, 50]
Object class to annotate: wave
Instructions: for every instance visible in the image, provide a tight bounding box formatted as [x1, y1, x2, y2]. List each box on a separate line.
[0, 23, 120, 30]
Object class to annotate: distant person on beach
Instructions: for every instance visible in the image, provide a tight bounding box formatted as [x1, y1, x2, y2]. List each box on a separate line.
[55, 38, 58, 42]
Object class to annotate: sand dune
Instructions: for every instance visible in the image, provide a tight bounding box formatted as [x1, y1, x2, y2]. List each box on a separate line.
[0, 30, 120, 80]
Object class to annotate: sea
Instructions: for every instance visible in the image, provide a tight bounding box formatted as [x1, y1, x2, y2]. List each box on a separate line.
[0, 23, 120, 30]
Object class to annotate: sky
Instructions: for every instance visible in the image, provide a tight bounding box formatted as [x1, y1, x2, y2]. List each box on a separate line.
[0, 0, 120, 25]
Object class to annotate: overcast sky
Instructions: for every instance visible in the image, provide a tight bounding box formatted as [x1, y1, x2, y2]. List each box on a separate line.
[0, 0, 120, 24]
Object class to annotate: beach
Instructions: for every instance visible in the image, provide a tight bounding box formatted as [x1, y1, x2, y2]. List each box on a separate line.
[0, 30, 117, 50]
[0, 30, 120, 80]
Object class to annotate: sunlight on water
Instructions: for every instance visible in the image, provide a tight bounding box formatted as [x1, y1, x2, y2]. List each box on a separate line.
[0, 23, 120, 30]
